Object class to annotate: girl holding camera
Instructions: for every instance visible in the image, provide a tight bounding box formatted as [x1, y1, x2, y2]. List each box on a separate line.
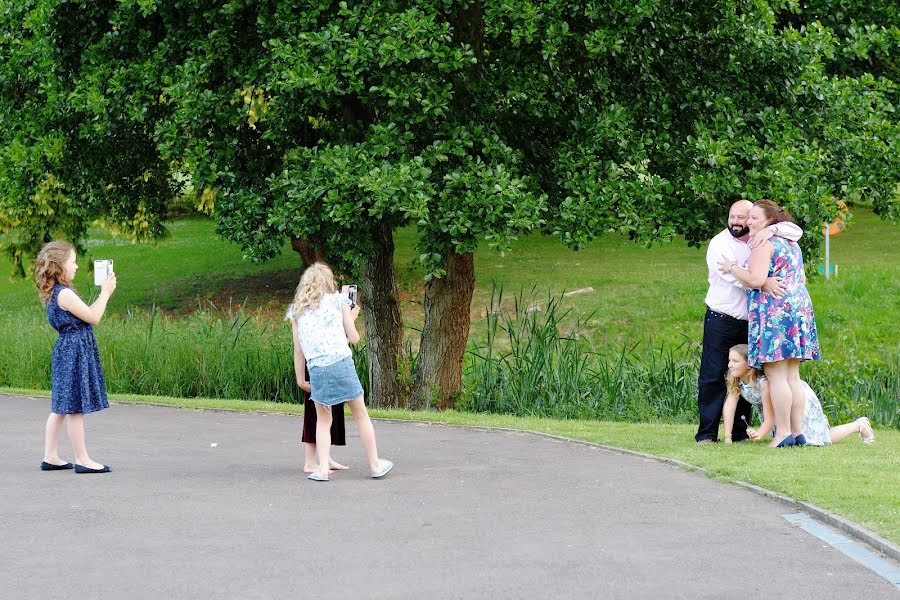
[35, 241, 117, 474]
[287, 263, 393, 481]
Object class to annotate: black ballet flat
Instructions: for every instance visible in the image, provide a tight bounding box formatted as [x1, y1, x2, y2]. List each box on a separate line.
[74, 464, 111, 474]
[40, 461, 74, 471]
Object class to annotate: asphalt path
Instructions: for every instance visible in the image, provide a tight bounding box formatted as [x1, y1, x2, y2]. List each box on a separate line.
[1, 394, 896, 599]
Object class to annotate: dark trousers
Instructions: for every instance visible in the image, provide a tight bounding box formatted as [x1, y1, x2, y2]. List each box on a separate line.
[696, 308, 753, 442]
[300, 366, 346, 446]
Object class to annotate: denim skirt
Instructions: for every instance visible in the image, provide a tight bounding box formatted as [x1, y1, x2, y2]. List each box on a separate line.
[308, 356, 364, 407]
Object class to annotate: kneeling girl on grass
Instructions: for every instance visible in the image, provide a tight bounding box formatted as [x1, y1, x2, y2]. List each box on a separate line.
[286, 262, 393, 482]
[722, 344, 874, 446]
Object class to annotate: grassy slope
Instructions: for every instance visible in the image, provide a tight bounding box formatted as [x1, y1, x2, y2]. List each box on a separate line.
[3, 211, 897, 354]
[0, 218, 301, 313]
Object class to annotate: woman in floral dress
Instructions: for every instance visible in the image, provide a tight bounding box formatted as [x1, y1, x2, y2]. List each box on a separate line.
[718, 200, 820, 447]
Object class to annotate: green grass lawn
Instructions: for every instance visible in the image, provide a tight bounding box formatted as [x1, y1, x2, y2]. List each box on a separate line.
[3, 210, 897, 354]
[0, 218, 302, 313]
[3, 211, 896, 392]
[6, 387, 897, 545]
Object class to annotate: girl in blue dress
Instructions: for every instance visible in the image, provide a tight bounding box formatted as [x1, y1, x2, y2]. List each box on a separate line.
[287, 262, 393, 482]
[35, 241, 117, 474]
[722, 344, 875, 446]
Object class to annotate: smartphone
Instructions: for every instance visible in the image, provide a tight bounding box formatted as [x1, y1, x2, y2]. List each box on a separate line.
[347, 284, 358, 308]
[93, 259, 113, 286]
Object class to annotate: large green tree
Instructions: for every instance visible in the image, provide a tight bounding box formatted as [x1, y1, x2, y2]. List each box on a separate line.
[2, 0, 896, 407]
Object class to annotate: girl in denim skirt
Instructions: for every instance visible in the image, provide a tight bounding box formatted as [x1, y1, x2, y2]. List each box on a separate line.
[287, 263, 393, 482]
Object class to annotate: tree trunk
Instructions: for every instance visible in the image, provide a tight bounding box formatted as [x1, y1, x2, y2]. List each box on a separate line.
[359, 224, 405, 408]
[411, 250, 475, 410]
[290, 236, 326, 269]
[451, 0, 483, 63]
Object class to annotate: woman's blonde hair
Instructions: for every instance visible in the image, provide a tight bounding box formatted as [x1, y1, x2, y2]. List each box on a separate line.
[289, 262, 337, 317]
[725, 343, 758, 397]
[35, 241, 75, 305]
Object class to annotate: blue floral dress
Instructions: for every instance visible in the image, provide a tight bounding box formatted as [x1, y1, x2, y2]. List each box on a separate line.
[47, 284, 109, 414]
[747, 237, 820, 367]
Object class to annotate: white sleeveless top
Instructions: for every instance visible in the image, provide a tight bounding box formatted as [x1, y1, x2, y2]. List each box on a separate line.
[286, 292, 352, 368]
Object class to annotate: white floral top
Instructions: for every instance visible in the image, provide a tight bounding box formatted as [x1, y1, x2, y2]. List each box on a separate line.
[286, 292, 352, 368]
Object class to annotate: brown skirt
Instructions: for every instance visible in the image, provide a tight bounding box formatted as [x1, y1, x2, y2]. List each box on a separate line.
[300, 366, 346, 445]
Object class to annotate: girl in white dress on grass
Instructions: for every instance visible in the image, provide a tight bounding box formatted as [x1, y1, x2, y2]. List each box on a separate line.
[722, 344, 874, 446]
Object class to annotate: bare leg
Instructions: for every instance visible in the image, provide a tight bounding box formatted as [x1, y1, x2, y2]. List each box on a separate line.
[828, 421, 861, 444]
[763, 361, 792, 447]
[303, 421, 348, 473]
[43, 413, 68, 465]
[313, 403, 332, 479]
[303, 442, 318, 473]
[346, 396, 386, 473]
[67, 413, 104, 470]
[785, 359, 805, 437]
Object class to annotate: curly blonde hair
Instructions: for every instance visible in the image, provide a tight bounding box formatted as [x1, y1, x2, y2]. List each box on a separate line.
[725, 344, 758, 397]
[35, 241, 75, 306]
[288, 262, 337, 318]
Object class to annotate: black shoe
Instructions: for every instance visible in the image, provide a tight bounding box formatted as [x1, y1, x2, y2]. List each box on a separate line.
[74, 464, 111, 474]
[41, 461, 74, 471]
[794, 434, 807, 446]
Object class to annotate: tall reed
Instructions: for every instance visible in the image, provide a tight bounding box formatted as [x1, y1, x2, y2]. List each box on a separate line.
[461, 287, 898, 427]
[1, 292, 896, 428]
[0, 304, 303, 403]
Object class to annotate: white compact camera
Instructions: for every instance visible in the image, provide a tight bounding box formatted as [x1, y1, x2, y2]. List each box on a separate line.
[93, 260, 114, 286]
[347, 284, 358, 308]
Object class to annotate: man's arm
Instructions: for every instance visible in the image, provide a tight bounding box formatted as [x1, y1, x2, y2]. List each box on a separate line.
[773, 221, 802, 242]
[750, 221, 803, 248]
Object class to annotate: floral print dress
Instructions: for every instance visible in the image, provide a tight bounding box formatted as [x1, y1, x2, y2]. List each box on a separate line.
[747, 237, 820, 368]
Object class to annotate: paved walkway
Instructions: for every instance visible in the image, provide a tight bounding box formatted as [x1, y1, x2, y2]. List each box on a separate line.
[1, 394, 897, 599]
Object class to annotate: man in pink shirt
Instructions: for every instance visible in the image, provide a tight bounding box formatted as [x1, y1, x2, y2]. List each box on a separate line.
[696, 200, 802, 442]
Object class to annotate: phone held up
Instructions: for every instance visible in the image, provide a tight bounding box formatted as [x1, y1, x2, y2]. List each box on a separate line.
[346, 284, 358, 308]
[93, 260, 114, 286]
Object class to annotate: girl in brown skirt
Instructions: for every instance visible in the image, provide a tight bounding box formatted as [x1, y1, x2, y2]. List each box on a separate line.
[301, 365, 350, 474]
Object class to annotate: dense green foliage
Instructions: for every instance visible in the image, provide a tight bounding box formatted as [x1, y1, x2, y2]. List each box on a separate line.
[1, 0, 897, 269]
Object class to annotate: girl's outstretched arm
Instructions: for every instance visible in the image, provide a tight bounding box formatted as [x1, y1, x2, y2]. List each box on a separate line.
[722, 392, 739, 444]
[341, 303, 361, 345]
[291, 319, 310, 392]
[57, 275, 117, 324]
